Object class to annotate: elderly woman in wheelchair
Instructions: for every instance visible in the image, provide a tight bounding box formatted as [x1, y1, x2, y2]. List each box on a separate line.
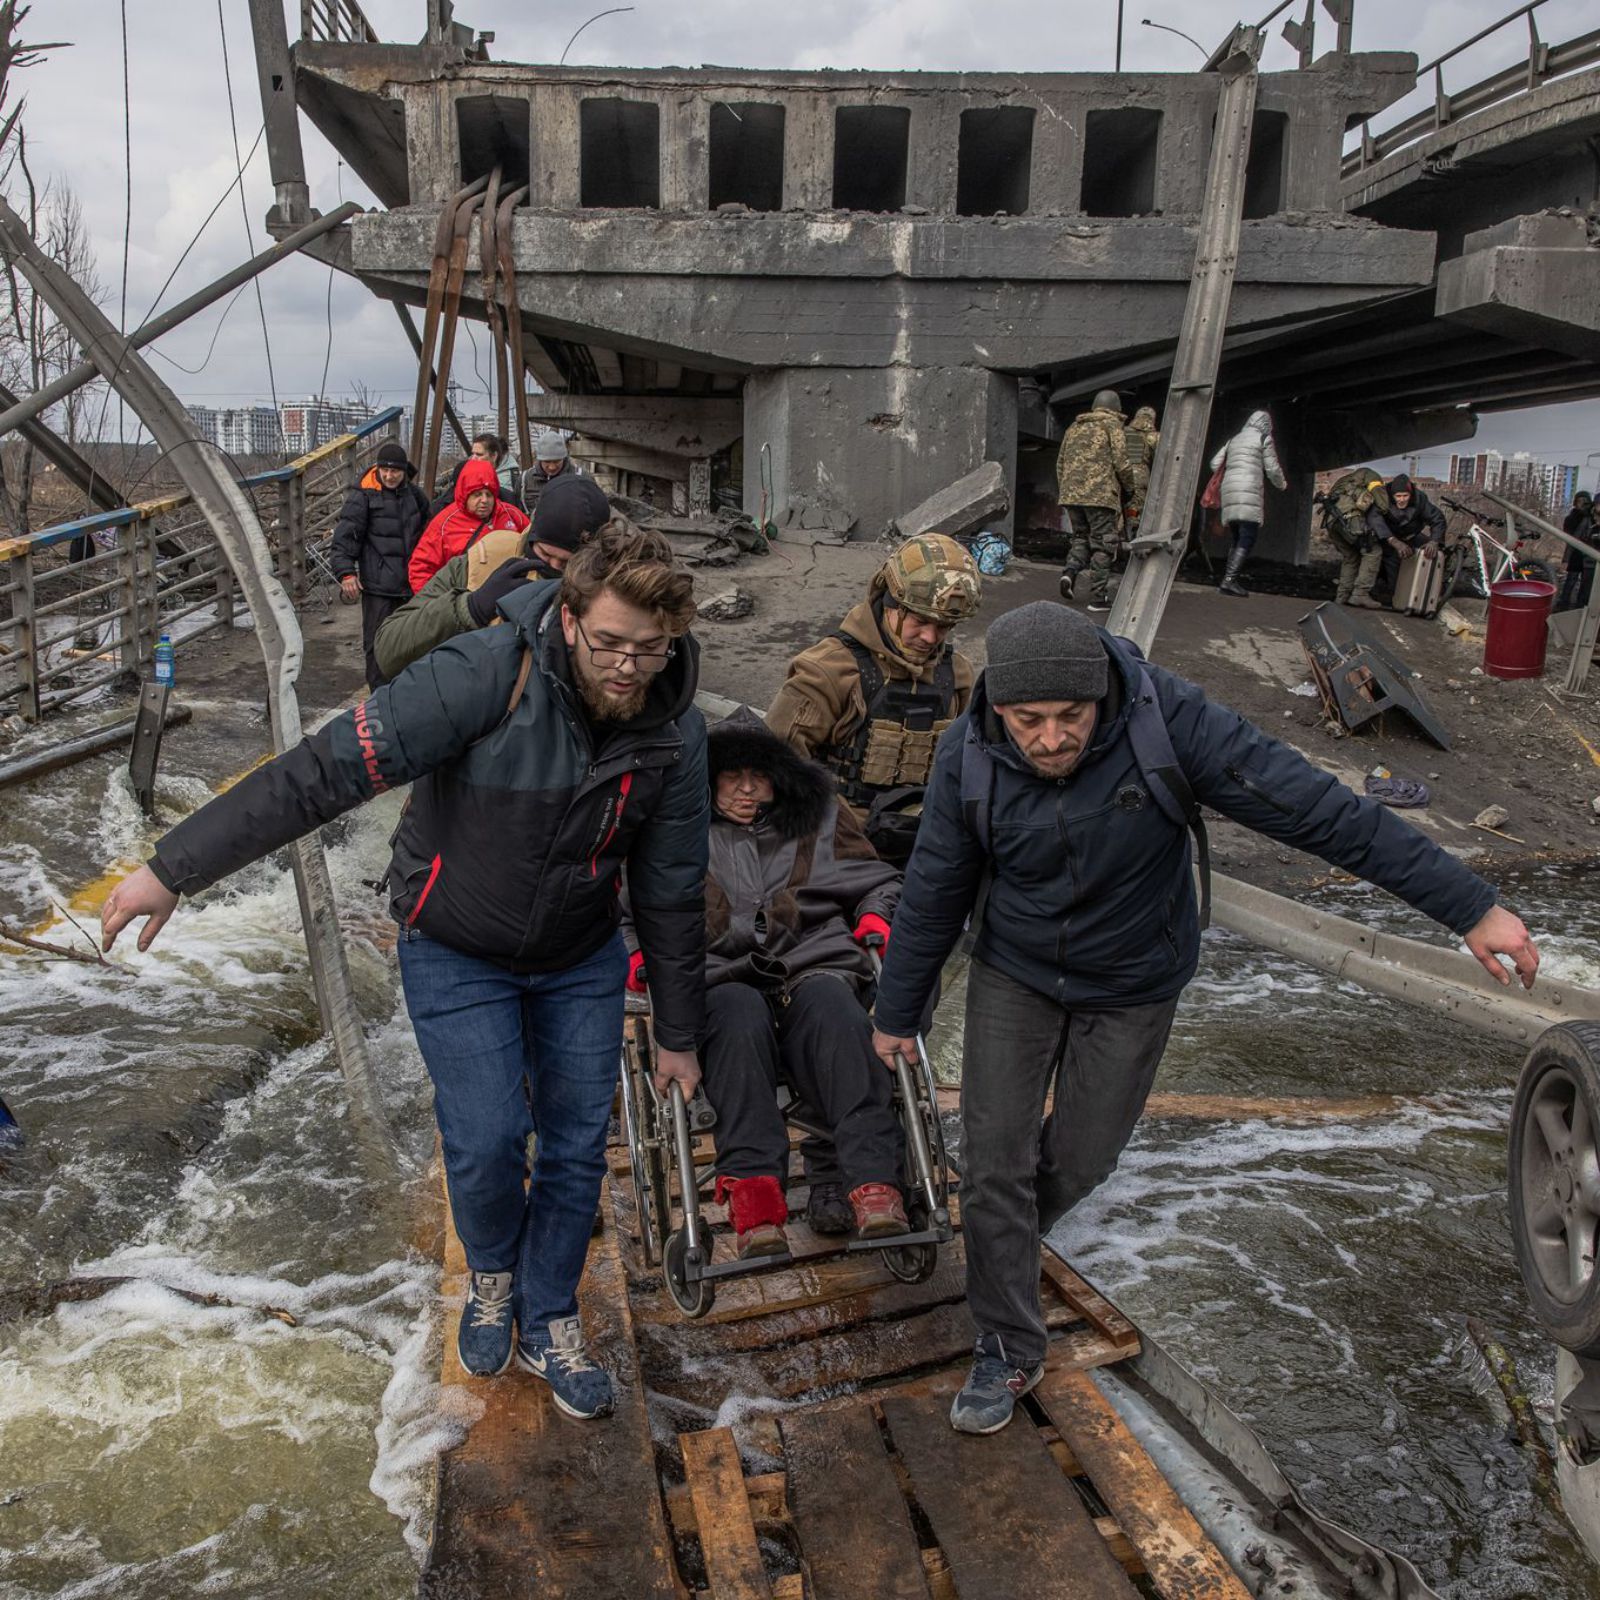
[628, 707, 910, 1260]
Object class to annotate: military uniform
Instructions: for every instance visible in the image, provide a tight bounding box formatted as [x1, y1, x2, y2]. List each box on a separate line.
[1122, 406, 1160, 533]
[1056, 405, 1136, 603]
[767, 536, 980, 866]
[1321, 466, 1390, 605]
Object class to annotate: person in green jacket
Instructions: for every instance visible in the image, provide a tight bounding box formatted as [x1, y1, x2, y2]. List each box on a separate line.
[376, 473, 611, 679]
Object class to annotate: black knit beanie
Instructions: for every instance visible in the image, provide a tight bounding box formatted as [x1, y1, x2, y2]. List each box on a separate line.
[984, 601, 1109, 705]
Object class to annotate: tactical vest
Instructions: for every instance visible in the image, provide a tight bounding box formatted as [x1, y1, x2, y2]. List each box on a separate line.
[822, 634, 957, 868]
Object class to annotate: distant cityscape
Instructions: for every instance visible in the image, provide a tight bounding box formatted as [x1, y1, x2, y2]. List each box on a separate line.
[183, 391, 513, 464]
[1447, 449, 1582, 519]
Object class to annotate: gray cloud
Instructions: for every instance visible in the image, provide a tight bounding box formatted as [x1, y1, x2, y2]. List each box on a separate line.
[14, 0, 1597, 481]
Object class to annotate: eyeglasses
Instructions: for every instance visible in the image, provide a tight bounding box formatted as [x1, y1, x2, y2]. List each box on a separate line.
[575, 617, 675, 672]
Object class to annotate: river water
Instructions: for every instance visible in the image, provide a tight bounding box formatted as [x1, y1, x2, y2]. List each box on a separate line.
[0, 746, 1595, 1597]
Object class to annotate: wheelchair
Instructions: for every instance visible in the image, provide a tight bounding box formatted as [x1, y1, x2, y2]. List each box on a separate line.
[617, 960, 954, 1320]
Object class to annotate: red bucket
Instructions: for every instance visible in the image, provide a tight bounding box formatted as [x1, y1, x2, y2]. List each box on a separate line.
[1483, 579, 1556, 680]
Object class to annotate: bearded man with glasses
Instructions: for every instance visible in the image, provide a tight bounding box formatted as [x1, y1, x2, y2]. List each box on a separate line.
[101, 523, 708, 1422]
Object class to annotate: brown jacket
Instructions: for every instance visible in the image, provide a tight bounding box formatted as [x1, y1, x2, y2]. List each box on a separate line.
[765, 600, 975, 789]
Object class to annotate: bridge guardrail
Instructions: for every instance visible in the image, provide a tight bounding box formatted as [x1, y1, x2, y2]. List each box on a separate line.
[1344, 3, 1600, 177]
[0, 406, 402, 721]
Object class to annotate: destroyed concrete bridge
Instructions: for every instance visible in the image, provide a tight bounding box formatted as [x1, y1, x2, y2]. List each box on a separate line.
[251, 0, 1600, 558]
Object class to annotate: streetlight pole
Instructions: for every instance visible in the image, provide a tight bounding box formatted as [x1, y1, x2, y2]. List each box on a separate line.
[1116, 0, 1125, 70]
[1140, 17, 1209, 57]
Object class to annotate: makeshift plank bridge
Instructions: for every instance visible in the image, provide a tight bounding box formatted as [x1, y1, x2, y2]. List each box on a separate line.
[419, 1071, 1251, 1600]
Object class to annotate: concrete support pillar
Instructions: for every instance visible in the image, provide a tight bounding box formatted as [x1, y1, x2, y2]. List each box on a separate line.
[664, 93, 708, 212]
[1031, 96, 1082, 214]
[784, 96, 833, 210]
[529, 83, 581, 210]
[405, 83, 462, 204]
[743, 366, 1017, 540]
[1254, 467, 1315, 565]
[909, 100, 958, 214]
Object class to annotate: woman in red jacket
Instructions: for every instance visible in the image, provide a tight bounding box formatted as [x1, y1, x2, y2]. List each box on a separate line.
[408, 457, 529, 593]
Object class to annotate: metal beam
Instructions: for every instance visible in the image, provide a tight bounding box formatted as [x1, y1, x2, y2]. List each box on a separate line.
[390, 298, 470, 455]
[1109, 27, 1262, 657]
[246, 0, 311, 226]
[0, 195, 399, 1172]
[0, 379, 124, 514]
[0, 202, 361, 442]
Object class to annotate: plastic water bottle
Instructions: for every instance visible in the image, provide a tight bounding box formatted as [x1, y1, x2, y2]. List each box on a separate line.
[153, 632, 175, 687]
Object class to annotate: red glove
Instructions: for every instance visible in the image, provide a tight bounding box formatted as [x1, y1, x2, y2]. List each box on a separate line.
[853, 913, 891, 950]
[626, 950, 648, 994]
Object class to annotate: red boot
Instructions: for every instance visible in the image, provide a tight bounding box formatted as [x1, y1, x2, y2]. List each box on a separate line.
[850, 1183, 909, 1240]
[717, 1175, 790, 1259]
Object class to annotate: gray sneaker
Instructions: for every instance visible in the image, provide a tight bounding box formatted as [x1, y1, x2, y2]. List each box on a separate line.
[458, 1270, 515, 1377]
[949, 1336, 1043, 1434]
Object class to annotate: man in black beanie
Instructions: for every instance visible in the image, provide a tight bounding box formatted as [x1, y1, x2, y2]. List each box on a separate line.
[329, 439, 431, 689]
[374, 473, 612, 679]
[871, 600, 1540, 1436]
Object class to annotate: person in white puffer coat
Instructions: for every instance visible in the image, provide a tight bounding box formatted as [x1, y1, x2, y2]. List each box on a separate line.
[1209, 409, 1286, 597]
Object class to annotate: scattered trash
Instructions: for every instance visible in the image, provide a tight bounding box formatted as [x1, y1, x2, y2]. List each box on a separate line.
[1470, 667, 1484, 676]
[969, 531, 1011, 576]
[1288, 682, 1319, 698]
[1364, 774, 1430, 808]
[697, 587, 755, 623]
[1298, 603, 1451, 749]
[1590, 796, 1600, 815]
[1436, 605, 1475, 637]
[1473, 804, 1511, 830]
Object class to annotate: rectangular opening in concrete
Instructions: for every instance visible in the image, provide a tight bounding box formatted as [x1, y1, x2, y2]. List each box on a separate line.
[832, 105, 910, 212]
[1081, 107, 1161, 216]
[580, 98, 661, 208]
[957, 106, 1034, 216]
[1243, 109, 1289, 218]
[456, 95, 531, 190]
[709, 102, 786, 211]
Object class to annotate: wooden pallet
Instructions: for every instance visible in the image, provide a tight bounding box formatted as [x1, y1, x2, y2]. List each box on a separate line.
[663, 1350, 1253, 1600]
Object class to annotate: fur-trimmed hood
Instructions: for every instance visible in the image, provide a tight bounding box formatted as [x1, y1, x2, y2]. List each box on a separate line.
[707, 707, 833, 842]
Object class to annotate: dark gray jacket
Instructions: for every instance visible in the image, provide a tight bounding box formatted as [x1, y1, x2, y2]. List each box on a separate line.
[874, 631, 1496, 1033]
[151, 581, 709, 1049]
[629, 711, 899, 997]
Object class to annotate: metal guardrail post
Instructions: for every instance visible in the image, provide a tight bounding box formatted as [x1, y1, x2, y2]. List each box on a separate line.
[286, 473, 308, 598]
[1109, 26, 1262, 657]
[14, 548, 38, 723]
[139, 519, 160, 660]
[117, 520, 142, 674]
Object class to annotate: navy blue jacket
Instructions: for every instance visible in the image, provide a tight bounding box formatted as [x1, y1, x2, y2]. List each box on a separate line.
[151, 582, 709, 1049]
[874, 632, 1496, 1032]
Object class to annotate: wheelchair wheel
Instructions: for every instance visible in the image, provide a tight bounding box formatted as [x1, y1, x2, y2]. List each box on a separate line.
[665, 1223, 714, 1319]
[882, 1240, 938, 1285]
[620, 1030, 672, 1267]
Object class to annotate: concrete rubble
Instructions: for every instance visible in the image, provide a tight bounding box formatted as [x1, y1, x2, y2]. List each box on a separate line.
[889, 461, 1011, 544]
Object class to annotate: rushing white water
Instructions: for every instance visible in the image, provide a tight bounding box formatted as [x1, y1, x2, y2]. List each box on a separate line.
[2, 738, 1596, 1597]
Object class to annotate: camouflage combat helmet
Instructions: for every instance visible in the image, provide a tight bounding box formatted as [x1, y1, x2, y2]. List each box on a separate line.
[873, 534, 982, 624]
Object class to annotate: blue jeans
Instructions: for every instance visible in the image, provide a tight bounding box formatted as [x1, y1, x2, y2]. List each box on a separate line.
[1228, 519, 1260, 555]
[397, 928, 626, 1333]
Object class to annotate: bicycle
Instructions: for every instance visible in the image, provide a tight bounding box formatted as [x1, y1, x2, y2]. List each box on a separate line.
[1438, 498, 1556, 599]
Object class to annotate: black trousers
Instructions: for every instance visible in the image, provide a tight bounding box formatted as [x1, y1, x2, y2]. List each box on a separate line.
[702, 975, 902, 1193]
[360, 590, 406, 689]
[961, 958, 1179, 1367]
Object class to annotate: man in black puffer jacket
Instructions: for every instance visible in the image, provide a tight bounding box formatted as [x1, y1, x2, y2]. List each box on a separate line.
[329, 440, 431, 687]
[871, 601, 1541, 1438]
[101, 526, 709, 1424]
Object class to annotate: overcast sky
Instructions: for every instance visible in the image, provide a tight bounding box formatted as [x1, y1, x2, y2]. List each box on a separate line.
[15, 0, 1600, 483]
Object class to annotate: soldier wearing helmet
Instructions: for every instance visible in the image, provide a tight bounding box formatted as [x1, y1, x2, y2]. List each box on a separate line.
[1055, 390, 1137, 612]
[767, 533, 981, 868]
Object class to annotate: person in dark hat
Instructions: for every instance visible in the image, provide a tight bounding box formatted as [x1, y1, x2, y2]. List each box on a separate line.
[329, 439, 431, 688]
[374, 472, 612, 680]
[871, 600, 1541, 1436]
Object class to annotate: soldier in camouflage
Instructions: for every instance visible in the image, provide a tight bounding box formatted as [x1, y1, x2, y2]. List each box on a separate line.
[1320, 466, 1390, 606]
[766, 532, 980, 1238]
[1055, 390, 1137, 612]
[768, 534, 981, 868]
[1122, 405, 1160, 535]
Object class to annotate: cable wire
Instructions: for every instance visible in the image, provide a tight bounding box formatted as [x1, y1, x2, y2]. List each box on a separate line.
[117, 0, 131, 444]
[216, 0, 284, 454]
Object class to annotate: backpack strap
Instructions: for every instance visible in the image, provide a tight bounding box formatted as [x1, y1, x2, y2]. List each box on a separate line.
[958, 734, 994, 856]
[502, 645, 534, 724]
[1126, 666, 1211, 929]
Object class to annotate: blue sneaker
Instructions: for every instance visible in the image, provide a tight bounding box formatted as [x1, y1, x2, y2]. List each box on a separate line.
[457, 1270, 515, 1377]
[949, 1336, 1043, 1435]
[517, 1315, 615, 1419]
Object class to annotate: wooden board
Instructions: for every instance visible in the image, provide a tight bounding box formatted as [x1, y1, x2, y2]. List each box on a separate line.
[682, 1426, 774, 1600]
[1034, 1368, 1254, 1600]
[881, 1393, 1141, 1600]
[782, 1407, 934, 1600]
[421, 1186, 677, 1599]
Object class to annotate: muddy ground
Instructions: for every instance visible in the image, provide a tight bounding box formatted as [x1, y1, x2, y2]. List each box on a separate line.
[18, 542, 1596, 908]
